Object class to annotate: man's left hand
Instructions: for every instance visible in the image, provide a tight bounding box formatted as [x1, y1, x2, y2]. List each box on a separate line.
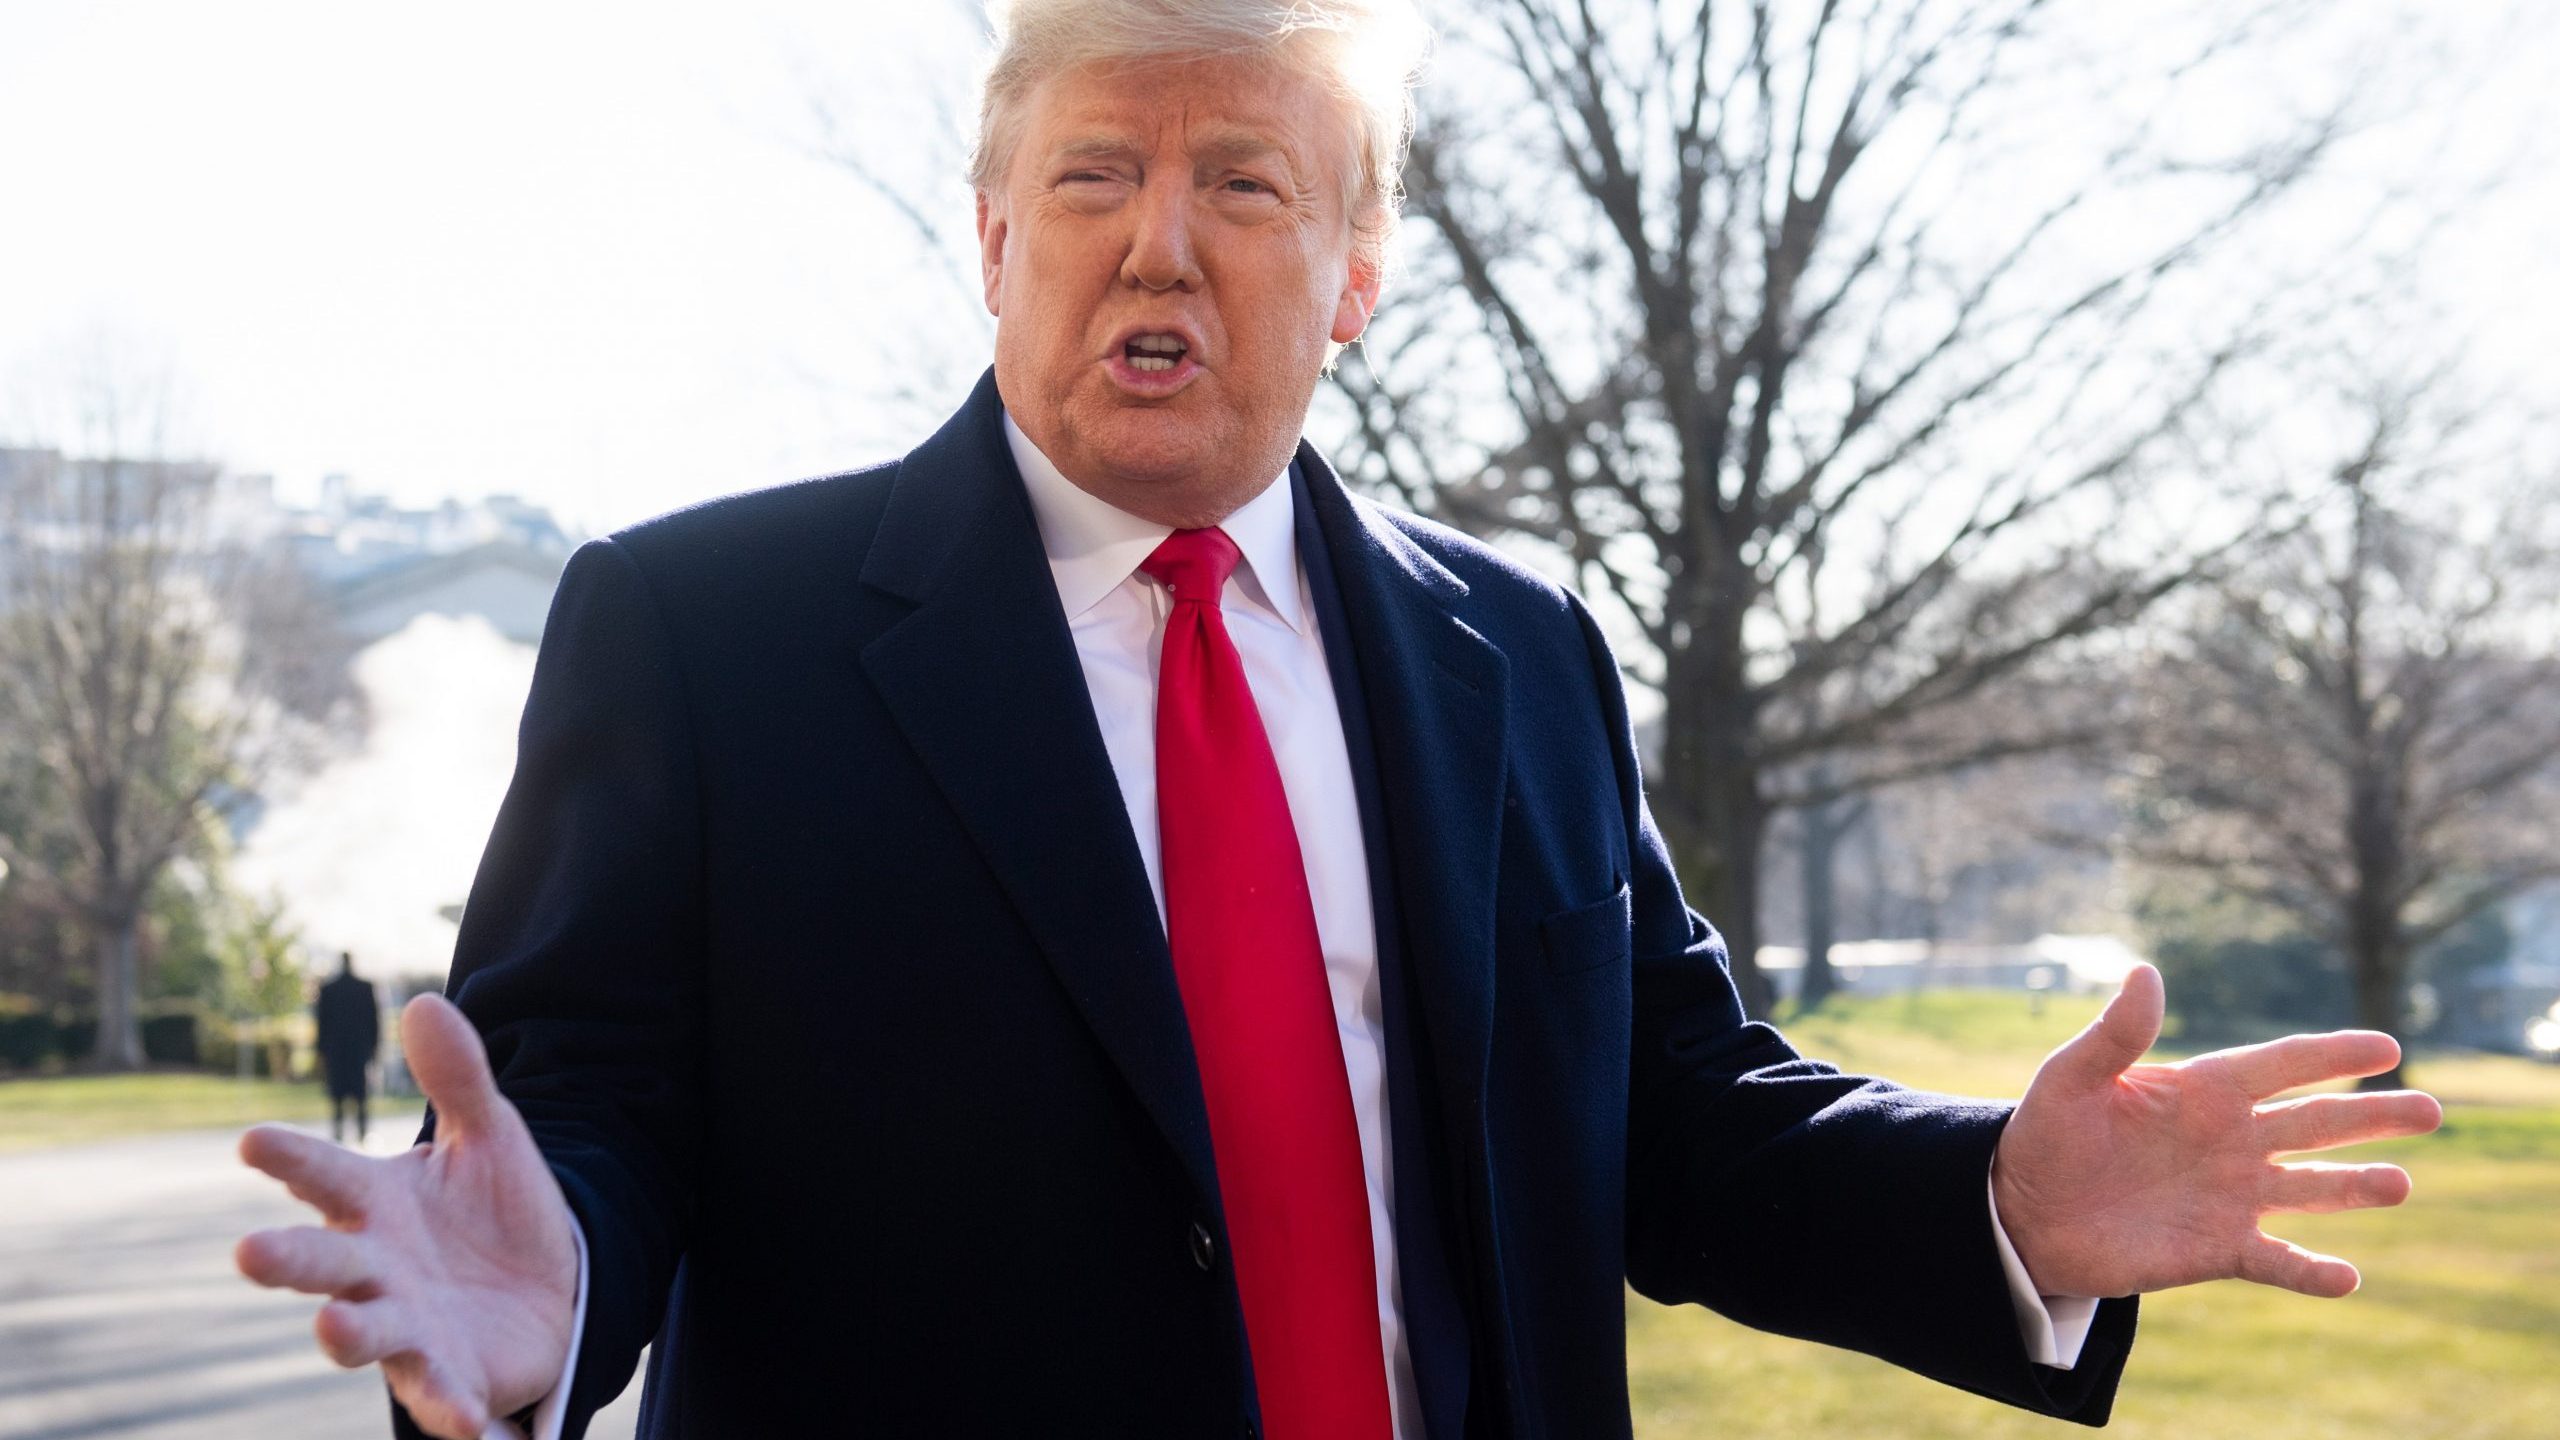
[1991, 963, 2443, 1300]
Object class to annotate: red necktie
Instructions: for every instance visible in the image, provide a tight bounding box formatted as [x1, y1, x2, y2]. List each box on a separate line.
[1142, 527, 1393, 1440]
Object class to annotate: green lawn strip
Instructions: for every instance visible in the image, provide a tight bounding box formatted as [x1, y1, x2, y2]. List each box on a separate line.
[0, 1072, 422, 1153]
[1628, 989, 2560, 1439]
[15, 992, 2547, 1437]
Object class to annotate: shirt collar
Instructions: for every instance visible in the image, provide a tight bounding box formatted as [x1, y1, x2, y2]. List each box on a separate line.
[1003, 409, 1307, 635]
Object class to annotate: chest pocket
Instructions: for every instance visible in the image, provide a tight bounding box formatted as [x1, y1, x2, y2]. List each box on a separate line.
[1539, 879, 1632, 975]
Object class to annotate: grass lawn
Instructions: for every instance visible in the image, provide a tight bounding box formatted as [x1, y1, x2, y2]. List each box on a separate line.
[0, 1071, 422, 1154]
[1627, 990, 2560, 1439]
[7, 993, 2546, 1435]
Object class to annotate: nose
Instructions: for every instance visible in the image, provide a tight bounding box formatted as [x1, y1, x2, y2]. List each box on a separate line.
[1120, 176, 1201, 293]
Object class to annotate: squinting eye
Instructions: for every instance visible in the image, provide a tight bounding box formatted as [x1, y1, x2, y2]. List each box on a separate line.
[1224, 177, 1271, 195]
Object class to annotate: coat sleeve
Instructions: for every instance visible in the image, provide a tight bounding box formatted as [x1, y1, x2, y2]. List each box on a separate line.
[391, 536, 706, 1440]
[1565, 593, 2138, 1426]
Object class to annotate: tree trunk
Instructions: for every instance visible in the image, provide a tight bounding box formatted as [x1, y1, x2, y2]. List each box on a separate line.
[2348, 933, 2410, 1092]
[1657, 567, 1775, 1016]
[1670, 801, 1772, 1018]
[1661, 724, 1774, 1016]
[1794, 792, 1852, 1013]
[92, 916, 146, 1071]
[2345, 860, 2411, 1090]
[1648, 661, 1771, 1009]
[1727, 796, 1773, 1017]
[2345, 779, 2409, 1090]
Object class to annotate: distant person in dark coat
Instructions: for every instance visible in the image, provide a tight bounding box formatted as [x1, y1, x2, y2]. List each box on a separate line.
[314, 952, 380, 1145]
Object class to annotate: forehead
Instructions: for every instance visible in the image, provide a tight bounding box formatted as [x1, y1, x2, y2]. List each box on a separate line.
[1015, 55, 1346, 171]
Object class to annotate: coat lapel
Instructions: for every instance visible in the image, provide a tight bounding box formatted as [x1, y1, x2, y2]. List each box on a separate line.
[851, 377, 1513, 1275]
[856, 373, 1222, 1212]
[1293, 442, 1509, 1204]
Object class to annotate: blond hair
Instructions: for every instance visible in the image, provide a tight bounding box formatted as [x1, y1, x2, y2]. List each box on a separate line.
[968, 0, 1430, 274]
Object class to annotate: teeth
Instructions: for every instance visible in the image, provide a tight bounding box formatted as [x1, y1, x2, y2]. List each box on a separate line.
[1130, 335, 1185, 355]
[1130, 355, 1175, 372]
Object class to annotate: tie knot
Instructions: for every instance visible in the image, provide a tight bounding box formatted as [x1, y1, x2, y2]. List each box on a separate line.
[1139, 527, 1242, 606]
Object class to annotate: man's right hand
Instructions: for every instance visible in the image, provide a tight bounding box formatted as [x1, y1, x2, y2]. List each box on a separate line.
[237, 993, 579, 1440]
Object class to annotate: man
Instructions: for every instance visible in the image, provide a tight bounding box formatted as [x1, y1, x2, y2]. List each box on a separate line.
[313, 950, 380, 1146]
[234, 3, 2443, 1437]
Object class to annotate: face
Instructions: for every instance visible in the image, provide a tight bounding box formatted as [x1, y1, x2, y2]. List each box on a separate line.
[977, 54, 1381, 528]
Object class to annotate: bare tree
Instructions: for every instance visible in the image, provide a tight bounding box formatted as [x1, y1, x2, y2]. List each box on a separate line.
[1772, 658, 2122, 1006]
[0, 404, 359, 1068]
[1785, 766, 1868, 1008]
[2119, 389, 2560, 1090]
[1320, 0, 2424, 1010]
[790, 2, 2496, 1013]
[797, 0, 1000, 435]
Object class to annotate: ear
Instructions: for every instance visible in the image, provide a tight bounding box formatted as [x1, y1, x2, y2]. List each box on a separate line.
[1330, 252, 1382, 345]
[975, 189, 1006, 317]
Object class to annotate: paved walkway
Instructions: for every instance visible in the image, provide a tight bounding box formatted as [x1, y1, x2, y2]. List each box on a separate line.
[0, 1122, 643, 1439]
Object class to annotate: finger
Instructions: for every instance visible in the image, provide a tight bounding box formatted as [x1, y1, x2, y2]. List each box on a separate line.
[2215, 1030, 2402, 1099]
[2261, 1160, 2413, 1214]
[237, 1226, 378, 1296]
[2047, 962, 2164, 1090]
[2235, 1231, 2361, 1297]
[240, 1124, 376, 1220]
[2256, 1090, 2444, 1155]
[314, 1296, 416, 1368]
[402, 993, 511, 1141]
[386, 1349, 495, 1440]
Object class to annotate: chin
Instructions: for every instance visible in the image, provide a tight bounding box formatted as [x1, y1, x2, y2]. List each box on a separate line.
[1073, 402, 1237, 485]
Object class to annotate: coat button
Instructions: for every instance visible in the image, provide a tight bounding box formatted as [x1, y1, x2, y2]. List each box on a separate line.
[1189, 1222, 1217, 1271]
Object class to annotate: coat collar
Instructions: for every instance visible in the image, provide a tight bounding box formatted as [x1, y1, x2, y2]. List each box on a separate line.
[857, 369, 1509, 1226]
[1003, 409, 1308, 636]
[857, 371, 1223, 1210]
[1291, 438, 1508, 1204]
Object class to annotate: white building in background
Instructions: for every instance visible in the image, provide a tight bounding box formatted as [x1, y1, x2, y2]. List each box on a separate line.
[1756, 933, 2149, 1006]
[278, 473, 574, 580]
[254, 472, 578, 641]
[331, 541, 568, 647]
[219, 474, 578, 986]
[0, 450, 579, 1004]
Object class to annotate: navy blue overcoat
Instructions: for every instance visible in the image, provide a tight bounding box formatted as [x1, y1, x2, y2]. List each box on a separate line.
[401, 372, 2135, 1438]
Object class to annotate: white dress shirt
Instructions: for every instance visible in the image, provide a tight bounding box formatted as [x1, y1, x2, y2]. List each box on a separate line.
[1006, 412, 1427, 1438]
[520, 415, 2092, 1440]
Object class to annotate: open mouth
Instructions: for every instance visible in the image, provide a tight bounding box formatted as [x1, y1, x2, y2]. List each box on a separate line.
[1123, 333, 1189, 373]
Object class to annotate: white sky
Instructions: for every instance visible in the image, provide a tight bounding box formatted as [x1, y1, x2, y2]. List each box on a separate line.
[0, 0, 987, 537]
[2, 2, 2553, 540]
[3, 1, 2549, 971]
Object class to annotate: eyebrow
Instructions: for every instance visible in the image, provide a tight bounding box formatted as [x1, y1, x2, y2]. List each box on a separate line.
[1189, 128, 1291, 168]
[1042, 128, 1299, 174]
[1051, 135, 1144, 165]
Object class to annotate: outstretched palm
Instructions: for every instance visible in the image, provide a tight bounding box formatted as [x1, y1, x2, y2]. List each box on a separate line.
[1992, 965, 2443, 1300]
[236, 994, 577, 1440]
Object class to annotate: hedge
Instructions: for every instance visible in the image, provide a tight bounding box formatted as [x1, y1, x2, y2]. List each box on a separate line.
[0, 1004, 207, 1072]
[0, 1011, 51, 1069]
[142, 1012, 199, 1066]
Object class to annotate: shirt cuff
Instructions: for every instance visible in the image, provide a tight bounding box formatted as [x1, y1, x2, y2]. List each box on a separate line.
[1986, 1170, 2098, 1370]
[524, 1211, 591, 1440]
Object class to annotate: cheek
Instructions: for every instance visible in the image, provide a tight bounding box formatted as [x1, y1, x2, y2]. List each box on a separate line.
[1226, 255, 1339, 359]
[1012, 222, 1105, 326]
[1257, 282, 1343, 376]
[1009, 276, 1099, 372]
[1277, 243, 1351, 348]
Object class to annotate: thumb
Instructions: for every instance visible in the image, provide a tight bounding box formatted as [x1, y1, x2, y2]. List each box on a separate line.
[2048, 963, 2164, 1091]
[402, 993, 510, 1140]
